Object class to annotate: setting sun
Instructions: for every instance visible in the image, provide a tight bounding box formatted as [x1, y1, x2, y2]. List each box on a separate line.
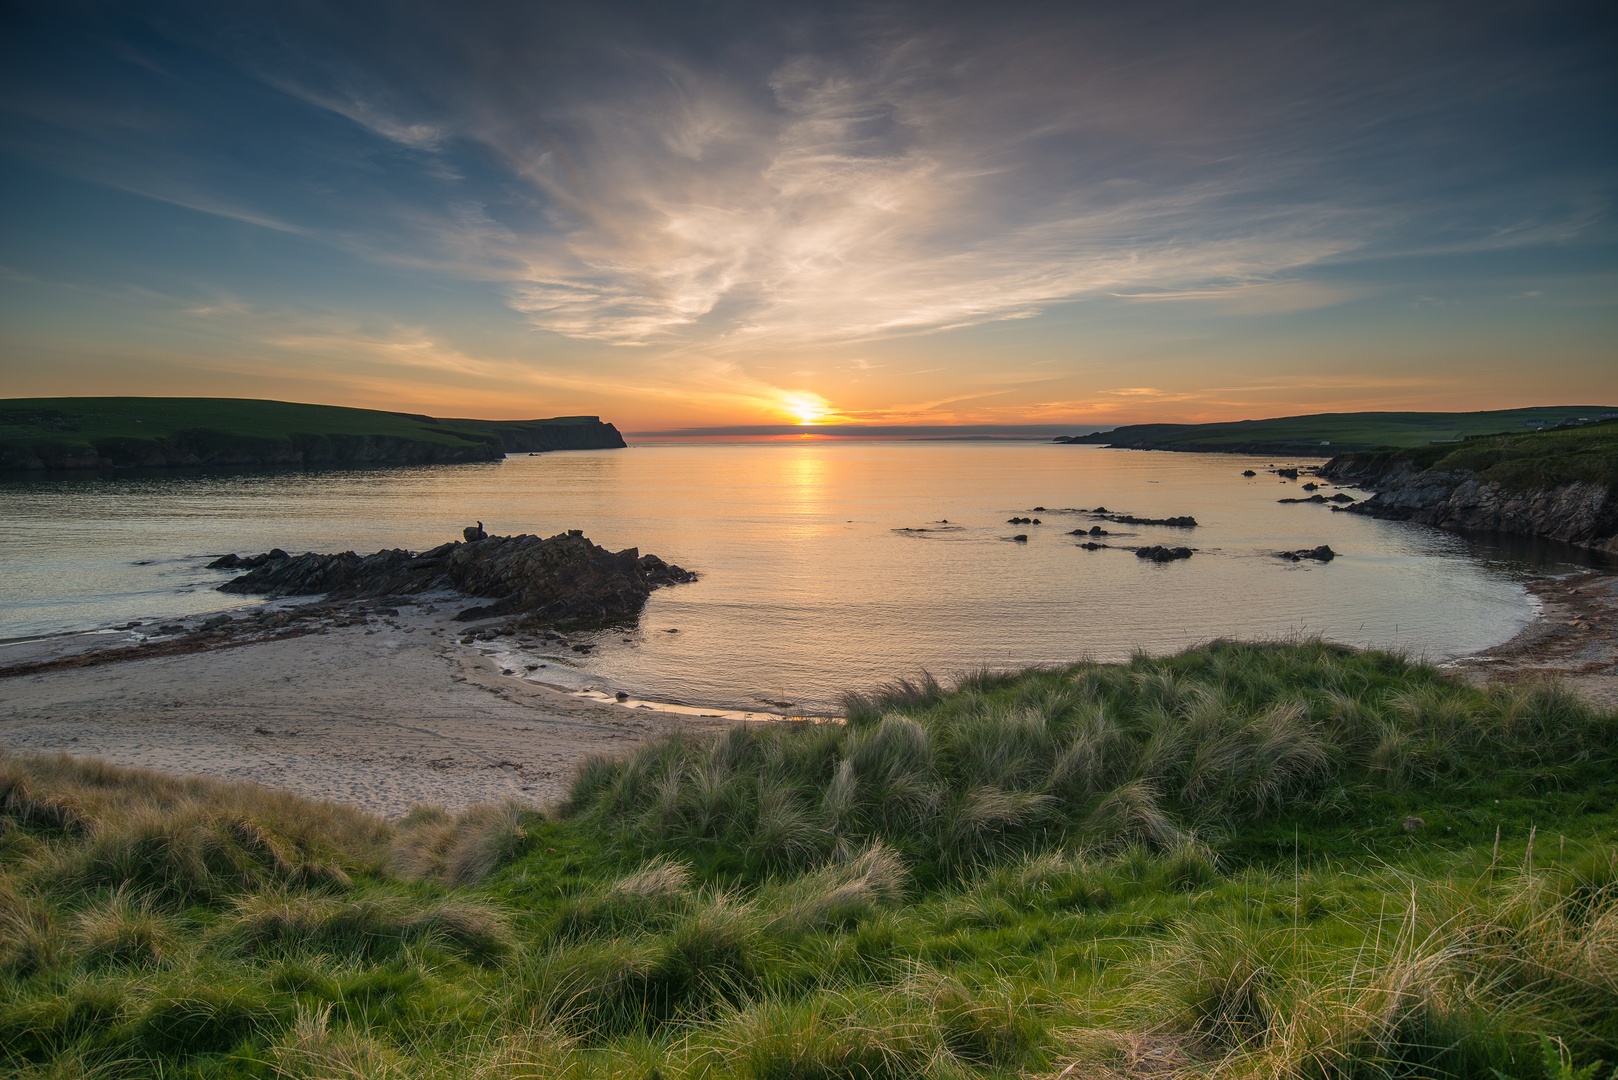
[780, 392, 829, 426]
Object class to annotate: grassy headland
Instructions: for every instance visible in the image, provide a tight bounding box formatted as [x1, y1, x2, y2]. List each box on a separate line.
[5, 640, 1618, 1079]
[1061, 407, 1617, 454]
[1325, 419, 1618, 494]
[0, 398, 626, 471]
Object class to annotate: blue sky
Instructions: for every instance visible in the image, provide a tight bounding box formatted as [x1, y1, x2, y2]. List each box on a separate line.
[2, 0, 1613, 431]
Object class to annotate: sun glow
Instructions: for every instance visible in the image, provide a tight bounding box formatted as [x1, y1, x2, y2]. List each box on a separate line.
[780, 392, 831, 426]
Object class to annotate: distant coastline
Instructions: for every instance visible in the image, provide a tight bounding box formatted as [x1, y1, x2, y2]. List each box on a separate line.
[1054, 405, 1615, 455]
[0, 396, 627, 472]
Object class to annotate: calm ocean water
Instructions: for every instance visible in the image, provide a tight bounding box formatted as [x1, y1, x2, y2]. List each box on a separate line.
[0, 442, 1600, 712]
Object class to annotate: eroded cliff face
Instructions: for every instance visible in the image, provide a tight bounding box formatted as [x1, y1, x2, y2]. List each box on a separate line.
[1321, 454, 1618, 554]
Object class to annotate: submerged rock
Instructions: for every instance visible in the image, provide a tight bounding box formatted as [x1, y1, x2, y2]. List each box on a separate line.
[1276, 546, 1337, 562]
[1135, 545, 1193, 562]
[1097, 512, 1197, 527]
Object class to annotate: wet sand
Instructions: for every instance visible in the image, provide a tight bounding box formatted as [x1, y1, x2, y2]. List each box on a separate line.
[4, 572, 1615, 818]
[1441, 569, 1618, 709]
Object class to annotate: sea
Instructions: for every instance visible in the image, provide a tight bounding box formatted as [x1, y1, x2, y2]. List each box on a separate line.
[1, 441, 1605, 714]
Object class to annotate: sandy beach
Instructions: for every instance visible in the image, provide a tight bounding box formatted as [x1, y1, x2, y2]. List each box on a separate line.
[5, 569, 1615, 818]
[0, 595, 743, 817]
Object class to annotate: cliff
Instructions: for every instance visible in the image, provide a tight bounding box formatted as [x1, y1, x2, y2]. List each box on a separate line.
[0, 398, 626, 471]
[1320, 421, 1618, 555]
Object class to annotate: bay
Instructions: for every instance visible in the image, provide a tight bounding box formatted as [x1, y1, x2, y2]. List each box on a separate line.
[0, 441, 1594, 713]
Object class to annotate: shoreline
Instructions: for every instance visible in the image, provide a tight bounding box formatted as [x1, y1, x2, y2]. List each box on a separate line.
[4, 569, 1615, 818]
[1439, 568, 1618, 709]
[0, 595, 761, 818]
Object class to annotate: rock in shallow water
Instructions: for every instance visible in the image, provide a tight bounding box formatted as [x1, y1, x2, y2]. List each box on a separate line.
[1276, 545, 1337, 562]
[215, 530, 697, 629]
[1135, 545, 1193, 562]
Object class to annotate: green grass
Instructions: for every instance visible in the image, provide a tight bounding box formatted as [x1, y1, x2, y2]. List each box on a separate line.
[1331, 419, 1618, 493]
[5, 641, 1618, 1079]
[1076, 407, 1617, 453]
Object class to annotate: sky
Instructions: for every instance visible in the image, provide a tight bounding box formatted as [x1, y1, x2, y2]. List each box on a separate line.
[1, 0, 1614, 435]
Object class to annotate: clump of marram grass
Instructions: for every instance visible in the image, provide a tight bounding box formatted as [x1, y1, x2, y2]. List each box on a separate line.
[391, 799, 529, 886]
[69, 890, 177, 969]
[224, 889, 514, 961]
[607, 854, 693, 901]
[0, 877, 59, 977]
[561, 640, 1618, 875]
[271, 1005, 406, 1080]
[760, 842, 908, 935]
[1, 752, 392, 904]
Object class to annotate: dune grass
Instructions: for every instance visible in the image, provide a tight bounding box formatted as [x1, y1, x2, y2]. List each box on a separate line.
[4, 640, 1618, 1079]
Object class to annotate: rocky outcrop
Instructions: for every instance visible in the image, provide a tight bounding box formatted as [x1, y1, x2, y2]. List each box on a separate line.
[215, 531, 697, 628]
[1321, 454, 1618, 555]
[458, 418, 628, 453]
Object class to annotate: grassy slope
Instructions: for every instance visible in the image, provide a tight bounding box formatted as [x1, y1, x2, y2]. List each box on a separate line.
[5, 641, 1618, 1079]
[1332, 419, 1618, 492]
[1077, 407, 1618, 452]
[0, 398, 608, 455]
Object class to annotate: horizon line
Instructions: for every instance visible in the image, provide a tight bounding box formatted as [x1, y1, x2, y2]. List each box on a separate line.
[626, 423, 1110, 438]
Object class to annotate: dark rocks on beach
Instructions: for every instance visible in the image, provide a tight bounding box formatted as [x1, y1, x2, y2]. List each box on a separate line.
[1278, 493, 1331, 504]
[1277, 468, 1300, 479]
[1012, 534, 1029, 542]
[207, 549, 289, 571]
[1136, 545, 1193, 562]
[1242, 470, 1256, 477]
[217, 529, 698, 630]
[1276, 546, 1337, 562]
[463, 525, 487, 542]
[1007, 516, 1039, 524]
[1078, 541, 1108, 550]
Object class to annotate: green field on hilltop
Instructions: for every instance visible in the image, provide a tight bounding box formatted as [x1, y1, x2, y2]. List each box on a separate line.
[0, 398, 605, 450]
[6, 640, 1618, 1080]
[1335, 418, 1618, 491]
[0, 397, 622, 470]
[1073, 406, 1618, 453]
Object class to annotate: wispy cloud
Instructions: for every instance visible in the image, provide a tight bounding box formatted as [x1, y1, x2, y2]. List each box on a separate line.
[4, 1, 1612, 421]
